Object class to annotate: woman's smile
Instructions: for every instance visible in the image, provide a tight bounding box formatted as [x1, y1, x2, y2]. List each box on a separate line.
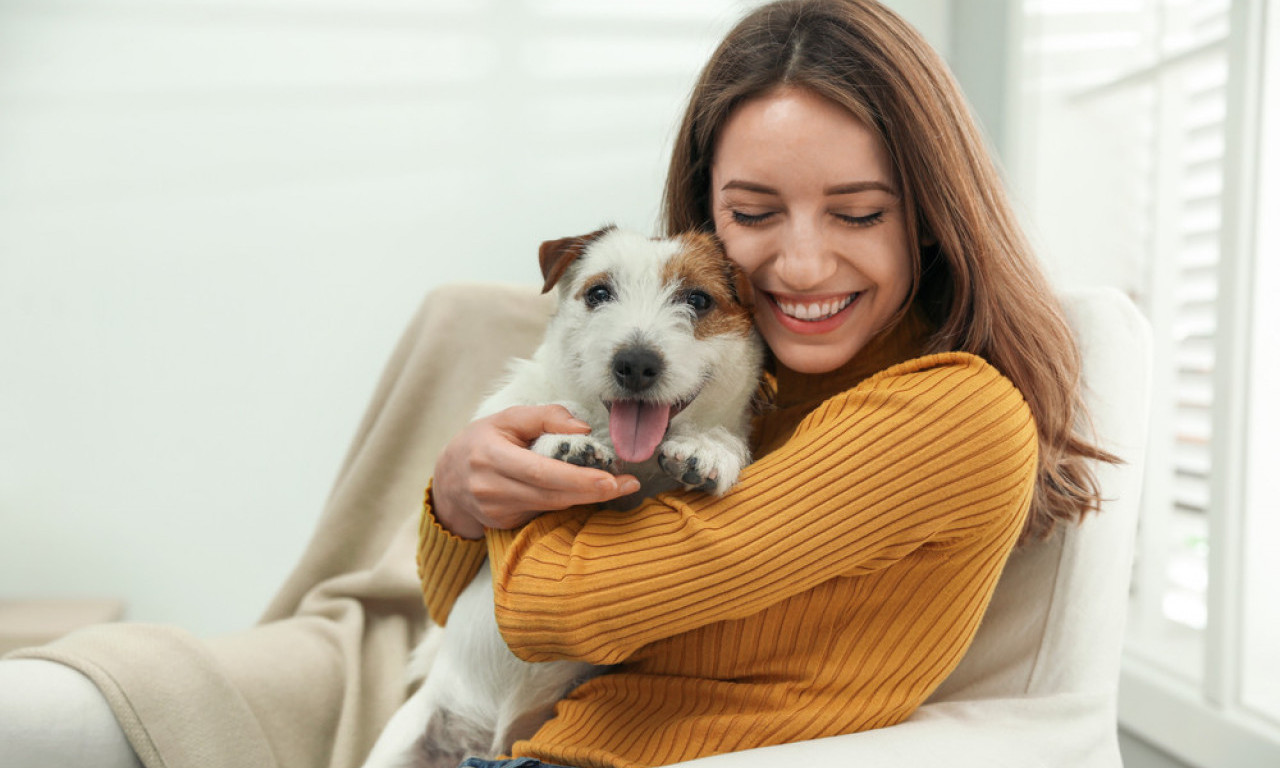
[764, 291, 862, 334]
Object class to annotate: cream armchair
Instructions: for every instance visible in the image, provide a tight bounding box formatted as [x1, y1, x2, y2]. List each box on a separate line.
[4, 284, 1150, 768]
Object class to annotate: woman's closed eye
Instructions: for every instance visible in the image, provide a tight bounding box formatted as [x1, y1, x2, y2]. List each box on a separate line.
[731, 210, 776, 226]
[834, 210, 885, 228]
[730, 209, 886, 228]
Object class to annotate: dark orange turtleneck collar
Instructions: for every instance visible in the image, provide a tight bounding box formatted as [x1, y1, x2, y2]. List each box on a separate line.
[768, 303, 935, 411]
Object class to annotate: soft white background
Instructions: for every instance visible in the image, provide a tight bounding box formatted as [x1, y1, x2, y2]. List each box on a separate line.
[1, 0, 980, 637]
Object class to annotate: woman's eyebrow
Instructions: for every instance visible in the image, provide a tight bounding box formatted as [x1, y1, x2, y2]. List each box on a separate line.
[721, 180, 779, 195]
[720, 179, 897, 196]
[824, 180, 897, 195]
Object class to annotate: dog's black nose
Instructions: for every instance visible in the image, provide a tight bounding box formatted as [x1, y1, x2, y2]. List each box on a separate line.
[612, 346, 665, 393]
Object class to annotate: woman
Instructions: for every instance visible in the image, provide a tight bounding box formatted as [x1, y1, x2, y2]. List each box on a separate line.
[425, 1, 1112, 767]
[0, 2, 1111, 767]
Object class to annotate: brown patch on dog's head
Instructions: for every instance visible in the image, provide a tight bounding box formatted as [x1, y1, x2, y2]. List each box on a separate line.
[662, 231, 756, 339]
[538, 225, 617, 294]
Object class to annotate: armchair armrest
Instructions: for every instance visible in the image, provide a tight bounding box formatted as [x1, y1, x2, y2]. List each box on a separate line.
[674, 693, 1117, 768]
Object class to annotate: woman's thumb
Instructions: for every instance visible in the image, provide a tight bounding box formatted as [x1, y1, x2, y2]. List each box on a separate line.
[499, 404, 592, 441]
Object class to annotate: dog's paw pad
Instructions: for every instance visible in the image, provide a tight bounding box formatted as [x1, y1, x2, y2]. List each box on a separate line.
[679, 458, 703, 487]
[564, 445, 613, 471]
[658, 452, 714, 492]
[533, 433, 616, 471]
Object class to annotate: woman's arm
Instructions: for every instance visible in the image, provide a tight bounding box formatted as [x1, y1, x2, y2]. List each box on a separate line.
[487, 352, 1038, 664]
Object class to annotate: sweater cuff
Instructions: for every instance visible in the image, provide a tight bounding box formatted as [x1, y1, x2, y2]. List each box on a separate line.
[416, 481, 488, 626]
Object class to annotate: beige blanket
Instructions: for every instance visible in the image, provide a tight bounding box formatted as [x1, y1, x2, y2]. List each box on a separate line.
[9, 284, 554, 768]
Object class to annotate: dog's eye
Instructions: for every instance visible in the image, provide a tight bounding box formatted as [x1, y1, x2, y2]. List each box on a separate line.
[585, 284, 614, 309]
[685, 290, 713, 314]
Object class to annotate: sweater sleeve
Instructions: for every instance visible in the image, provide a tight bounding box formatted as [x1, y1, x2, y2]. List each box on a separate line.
[416, 482, 489, 626]
[487, 352, 1038, 665]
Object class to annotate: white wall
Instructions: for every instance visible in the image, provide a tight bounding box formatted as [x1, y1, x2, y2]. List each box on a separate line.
[0, 0, 756, 636]
[0, 0, 965, 639]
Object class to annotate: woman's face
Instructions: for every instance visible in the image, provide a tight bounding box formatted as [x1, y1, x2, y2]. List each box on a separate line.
[710, 86, 914, 374]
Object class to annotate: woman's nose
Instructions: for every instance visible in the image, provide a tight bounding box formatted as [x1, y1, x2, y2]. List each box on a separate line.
[775, 225, 838, 290]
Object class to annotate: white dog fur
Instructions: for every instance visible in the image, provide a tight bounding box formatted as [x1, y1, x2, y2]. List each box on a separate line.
[361, 226, 765, 768]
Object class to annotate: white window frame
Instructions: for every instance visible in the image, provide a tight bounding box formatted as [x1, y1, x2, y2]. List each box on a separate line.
[1117, 0, 1280, 764]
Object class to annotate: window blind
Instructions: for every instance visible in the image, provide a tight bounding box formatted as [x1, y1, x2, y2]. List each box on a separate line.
[1022, 0, 1230, 639]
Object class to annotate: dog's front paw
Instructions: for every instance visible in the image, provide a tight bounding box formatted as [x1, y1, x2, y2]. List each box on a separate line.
[657, 428, 747, 495]
[531, 433, 616, 472]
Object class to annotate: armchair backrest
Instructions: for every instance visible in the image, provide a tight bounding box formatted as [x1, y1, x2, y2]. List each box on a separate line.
[928, 286, 1152, 703]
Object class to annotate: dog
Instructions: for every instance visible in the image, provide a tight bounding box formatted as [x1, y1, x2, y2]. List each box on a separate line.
[361, 225, 765, 768]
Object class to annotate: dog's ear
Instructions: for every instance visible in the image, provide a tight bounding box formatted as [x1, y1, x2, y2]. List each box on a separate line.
[538, 225, 617, 294]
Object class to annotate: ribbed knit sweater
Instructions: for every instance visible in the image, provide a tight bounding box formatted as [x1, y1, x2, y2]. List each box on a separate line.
[416, 315, 1037, 768]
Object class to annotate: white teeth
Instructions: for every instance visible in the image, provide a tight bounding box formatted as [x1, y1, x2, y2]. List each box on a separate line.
[776, 294, 856, 321]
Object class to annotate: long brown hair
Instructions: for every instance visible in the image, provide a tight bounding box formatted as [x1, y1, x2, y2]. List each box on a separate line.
[663, 0, 1116, 542]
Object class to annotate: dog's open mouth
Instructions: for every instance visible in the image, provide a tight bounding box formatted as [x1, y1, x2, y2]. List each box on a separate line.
[606, 396, 694, 463]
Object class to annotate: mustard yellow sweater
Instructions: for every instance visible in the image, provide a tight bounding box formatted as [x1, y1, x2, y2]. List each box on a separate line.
[417, 321, 1037, 768]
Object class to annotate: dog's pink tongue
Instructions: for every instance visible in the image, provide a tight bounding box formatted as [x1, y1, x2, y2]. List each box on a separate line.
[609, 400, 671, 463]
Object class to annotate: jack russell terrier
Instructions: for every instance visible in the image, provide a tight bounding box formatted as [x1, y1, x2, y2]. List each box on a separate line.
[361, 225, 765, 768]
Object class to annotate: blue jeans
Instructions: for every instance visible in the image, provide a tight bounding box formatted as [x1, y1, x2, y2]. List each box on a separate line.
[459, 759, 572, 768]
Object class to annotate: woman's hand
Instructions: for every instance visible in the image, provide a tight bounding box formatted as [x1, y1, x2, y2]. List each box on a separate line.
[432, 405, 641, 539]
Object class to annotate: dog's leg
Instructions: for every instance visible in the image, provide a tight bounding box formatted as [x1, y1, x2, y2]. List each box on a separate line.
[361, 693, 494, 768]
[359, 679, 440, 768]
[657, 425, 750, 495]
[362, 589, 503, 768]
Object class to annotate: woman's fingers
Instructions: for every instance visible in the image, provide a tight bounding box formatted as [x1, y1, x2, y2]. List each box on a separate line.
[487, 442, 638, 512]
[476, 469, 639, 530]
